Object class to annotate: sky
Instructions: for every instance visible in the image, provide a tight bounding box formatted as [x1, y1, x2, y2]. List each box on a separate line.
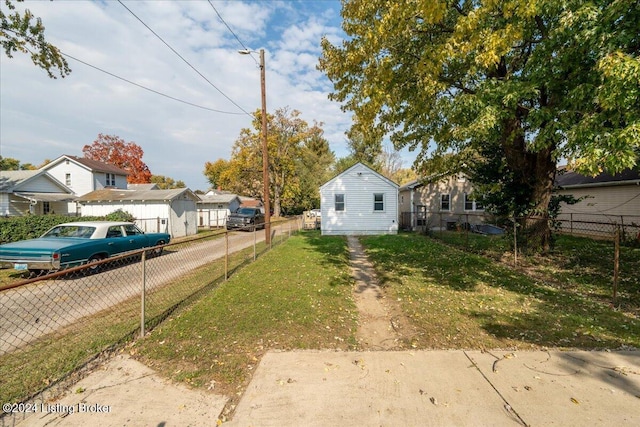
[0, 0, 416, 191]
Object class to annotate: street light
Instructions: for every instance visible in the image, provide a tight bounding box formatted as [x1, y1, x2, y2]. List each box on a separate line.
[239, 48, 271, 245]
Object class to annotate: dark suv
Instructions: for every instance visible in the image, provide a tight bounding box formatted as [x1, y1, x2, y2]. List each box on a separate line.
[226, 207, 265, 231]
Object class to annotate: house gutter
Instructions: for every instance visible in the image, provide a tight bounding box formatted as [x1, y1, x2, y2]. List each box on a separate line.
[558, 179, 640, 189]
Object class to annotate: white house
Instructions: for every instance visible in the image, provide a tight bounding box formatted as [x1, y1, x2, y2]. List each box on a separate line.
[76, 188, 201, 237]
[40, 155, 129, 215]
[320, 162, 399, 235]
[197, 192, 242, 228]
[0, 170, 75, 216]
[41, 155, 129, 195]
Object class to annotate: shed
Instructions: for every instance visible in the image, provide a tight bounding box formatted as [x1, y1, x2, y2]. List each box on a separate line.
[197, 193, 241, 228]
[320, 162, 399, 235]
[76, 188, 200, 237]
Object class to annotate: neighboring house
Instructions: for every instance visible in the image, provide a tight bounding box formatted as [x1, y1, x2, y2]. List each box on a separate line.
[197, 193, 242, 228]
[0, 170, 76, 216]
[320, 162, 399, 235]
[555, 168, 640, 223]
[399, 172, 485, 231]
[76, 188, 201, 237]
[40, 155, 130, 216]
[42, 154, 129, 196]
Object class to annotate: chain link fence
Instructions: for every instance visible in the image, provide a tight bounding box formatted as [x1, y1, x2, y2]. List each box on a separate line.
[0, 217, 301, 416]
[415, 211, 639, 307]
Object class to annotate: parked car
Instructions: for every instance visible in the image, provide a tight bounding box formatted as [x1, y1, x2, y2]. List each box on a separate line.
[0, 221, 170, 274]
[226, 207, 265, 231]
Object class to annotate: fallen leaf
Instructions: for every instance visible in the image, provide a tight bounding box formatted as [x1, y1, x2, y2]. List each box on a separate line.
[571, 397, 580, 405]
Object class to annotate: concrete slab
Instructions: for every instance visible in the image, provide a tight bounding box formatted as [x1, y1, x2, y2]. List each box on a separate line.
[227, 350, 640, 427]
[15, 354, 227, 427]
[227, 350, 524, 426]
[467, 350, 640, 426]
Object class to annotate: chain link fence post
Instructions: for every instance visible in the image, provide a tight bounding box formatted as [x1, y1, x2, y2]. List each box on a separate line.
[613, 224, 620, 303]
[140, 250, 146, 338]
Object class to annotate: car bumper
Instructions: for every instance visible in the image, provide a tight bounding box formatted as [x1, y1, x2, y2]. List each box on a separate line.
[0, 258, 60, 271]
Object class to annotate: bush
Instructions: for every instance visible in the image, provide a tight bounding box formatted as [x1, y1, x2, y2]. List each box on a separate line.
[0, 211, 134, 244]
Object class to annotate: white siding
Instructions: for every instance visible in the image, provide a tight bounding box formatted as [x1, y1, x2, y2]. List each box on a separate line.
[45, 161, 95, 196]
[557, 184, 640, 220]
[320, 163, 398, 235]
[79, 200, 198, 237]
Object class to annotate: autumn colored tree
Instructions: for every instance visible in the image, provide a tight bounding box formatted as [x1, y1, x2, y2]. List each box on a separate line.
[320, 0, 639, 253]
[0, 0, 70, 78]
[83, 134, 152, 184]
[204, 108, 334, 215]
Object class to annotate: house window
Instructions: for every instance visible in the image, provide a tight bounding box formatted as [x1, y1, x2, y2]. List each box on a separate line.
[335, 194, 345, 211]
[464, 193, 484, 211]
[373, 193, 384, 211]
[65, 173, 71, 186]
[440, 194, 450, 211]
[106, 173, 116, 186]
[43, 202, 51, 214]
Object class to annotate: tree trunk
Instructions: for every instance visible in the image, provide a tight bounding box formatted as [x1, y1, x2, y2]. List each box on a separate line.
[502, 117, 556, 254]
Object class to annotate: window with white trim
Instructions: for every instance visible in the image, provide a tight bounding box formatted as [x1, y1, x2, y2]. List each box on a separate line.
[373, 193, 384, 211]
[335, 194, 345, 211]
[106, 173, 116, 186]
[464, 193, 484, 211]
[65, 173, 71, 186]
[440, 194, 450, 211]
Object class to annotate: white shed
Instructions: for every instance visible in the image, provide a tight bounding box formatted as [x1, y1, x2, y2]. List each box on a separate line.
[76, 188, 200, 238]
[320, 163, 399, 235]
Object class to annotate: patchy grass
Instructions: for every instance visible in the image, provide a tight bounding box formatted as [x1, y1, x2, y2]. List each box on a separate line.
[134, 232, 357, 399]
[433, 231, 640, 316]
[360, 233, 640, 350]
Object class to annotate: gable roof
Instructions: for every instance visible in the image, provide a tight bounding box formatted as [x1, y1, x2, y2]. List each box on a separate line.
[76, 188, 200, 203]
[320, 162, 399, 190]
[43, 155, 129, 176]
[198, 193, 241, 204]
[0, 170, 73, 193]
[555, 168, 640, 188]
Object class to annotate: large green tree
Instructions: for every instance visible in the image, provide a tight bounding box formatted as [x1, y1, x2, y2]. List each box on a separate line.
[0, 0, 70, 78]
[204, 108, 334, 215]
[320, 0, 639, 252]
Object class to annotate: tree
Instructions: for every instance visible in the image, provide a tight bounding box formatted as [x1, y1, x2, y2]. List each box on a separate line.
[0, 156, 36, 170]
[320, 0, 639, 253]
[83, 134, 152, 184]
[150, 175, 185, 189]
[0, 0, 70, 78]
[205, 108, 334, 215]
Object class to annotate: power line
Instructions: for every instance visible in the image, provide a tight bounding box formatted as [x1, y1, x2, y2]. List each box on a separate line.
[61, 53, 245, 115]
[207, 0, 259, 66]
[117, 0, 252, 117]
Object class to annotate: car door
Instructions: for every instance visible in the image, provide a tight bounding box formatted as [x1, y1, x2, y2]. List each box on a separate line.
[123, 224, 149, 250]
[105, 225, 139, 255]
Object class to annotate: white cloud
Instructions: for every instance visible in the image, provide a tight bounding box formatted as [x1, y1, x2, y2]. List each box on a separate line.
[0, 0, 414, 190]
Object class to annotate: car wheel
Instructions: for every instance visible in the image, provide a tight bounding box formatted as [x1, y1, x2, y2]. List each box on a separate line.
[86, 255, 104, 274]
[150, 240, 165, 257]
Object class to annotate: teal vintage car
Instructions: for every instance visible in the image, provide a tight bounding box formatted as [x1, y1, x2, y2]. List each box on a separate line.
[0, 221, 170, 273]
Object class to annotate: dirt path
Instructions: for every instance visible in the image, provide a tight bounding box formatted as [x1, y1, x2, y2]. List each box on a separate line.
[347, 236, 416, 350]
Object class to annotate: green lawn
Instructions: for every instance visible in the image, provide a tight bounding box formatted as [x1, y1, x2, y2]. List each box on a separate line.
[2, 230, 637, 409]
[361, 233, 639, 350]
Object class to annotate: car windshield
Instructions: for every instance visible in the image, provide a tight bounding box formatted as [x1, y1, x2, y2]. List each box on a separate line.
[41, 225, 95, 239]
[237, 208, 257, 215]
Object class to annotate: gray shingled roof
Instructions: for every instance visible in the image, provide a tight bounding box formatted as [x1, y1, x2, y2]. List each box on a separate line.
[555, 168, 640, 188]
[76, 188, 200, 202]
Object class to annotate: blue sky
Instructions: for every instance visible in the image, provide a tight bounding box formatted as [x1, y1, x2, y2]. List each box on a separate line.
[1, 0, 415, 190]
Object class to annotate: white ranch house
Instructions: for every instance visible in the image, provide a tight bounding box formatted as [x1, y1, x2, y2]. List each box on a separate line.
[320, 163, 399, 235]
[0, 170, 75, 216]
